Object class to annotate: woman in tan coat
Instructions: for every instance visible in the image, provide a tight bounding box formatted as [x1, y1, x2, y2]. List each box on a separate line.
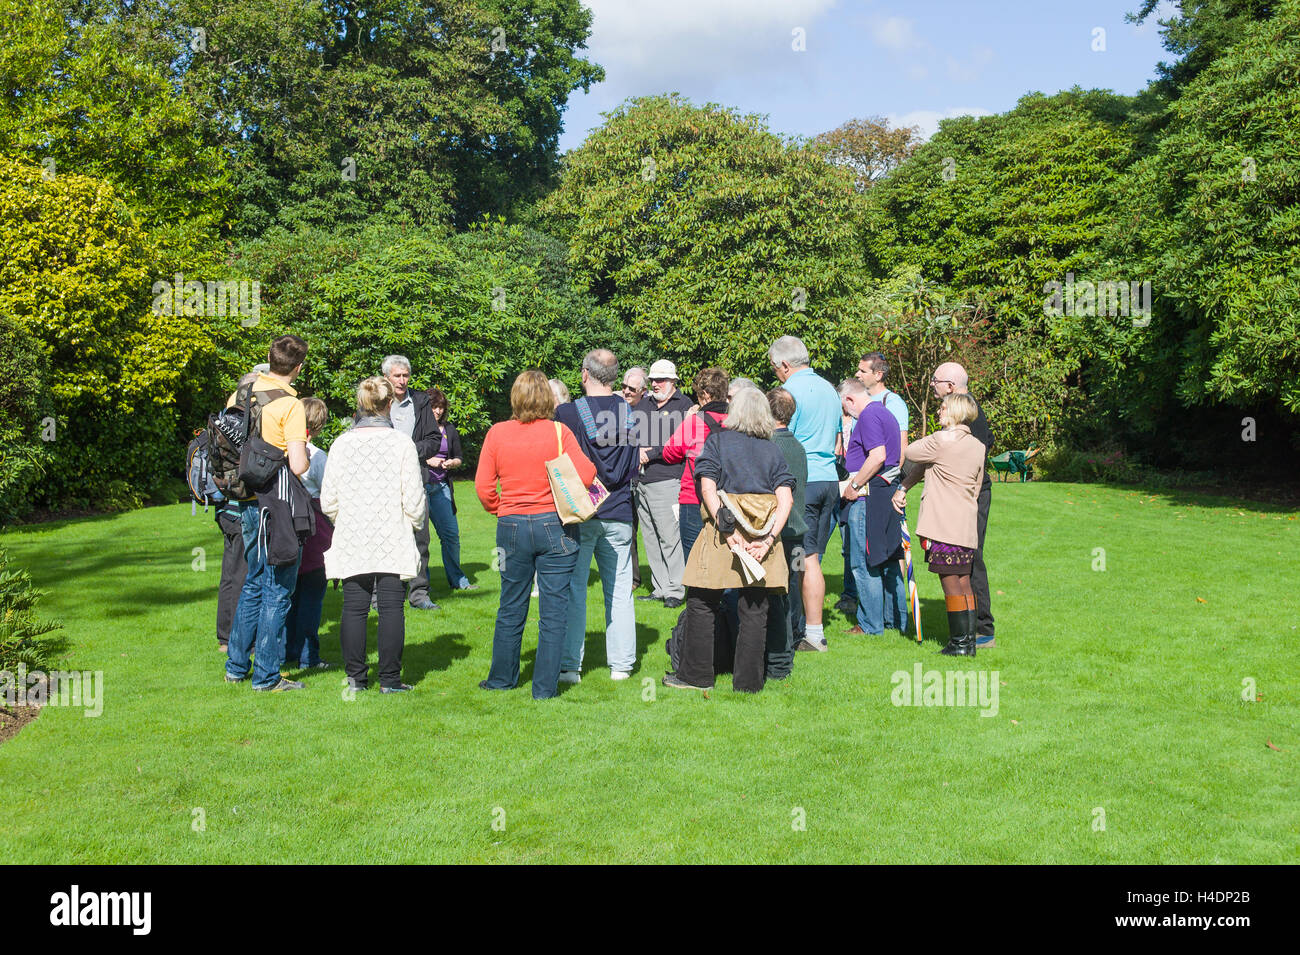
[663, 388, 794, 693]
[892, 393, 986, 656]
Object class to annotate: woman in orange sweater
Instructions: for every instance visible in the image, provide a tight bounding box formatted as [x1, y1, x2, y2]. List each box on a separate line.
[475, 370, 597, 699]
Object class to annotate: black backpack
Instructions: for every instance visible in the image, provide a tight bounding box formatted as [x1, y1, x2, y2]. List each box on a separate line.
[186, 427, 226, 509]
[201, 383, 289, 501]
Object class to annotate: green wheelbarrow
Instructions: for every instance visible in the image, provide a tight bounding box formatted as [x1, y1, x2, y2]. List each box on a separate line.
[989, 444, 1040, 482]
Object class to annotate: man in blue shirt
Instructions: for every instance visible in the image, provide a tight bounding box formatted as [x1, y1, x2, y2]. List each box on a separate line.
[838, 378, 908, 636]
[769, 335, 840, 652]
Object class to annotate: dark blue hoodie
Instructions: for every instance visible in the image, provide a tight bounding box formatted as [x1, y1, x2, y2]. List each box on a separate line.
[555, 395, 639, 522]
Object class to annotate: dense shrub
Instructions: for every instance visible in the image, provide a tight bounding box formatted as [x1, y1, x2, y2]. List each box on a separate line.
[0, 157, 230, 511]
[229, 220, 632, 452]
[0, 315, 51, 524]
[0, 547, 61, 672]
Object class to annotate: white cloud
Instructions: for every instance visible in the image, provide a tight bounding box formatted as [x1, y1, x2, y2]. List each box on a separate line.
[946, 45, 995, 84]
[871, 15, 920, 52]
[580, 0, 839, 95]
[887, 107, 995, 141]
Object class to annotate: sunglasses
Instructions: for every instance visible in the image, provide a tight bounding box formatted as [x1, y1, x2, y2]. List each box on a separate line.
[621, 383, 643, 391]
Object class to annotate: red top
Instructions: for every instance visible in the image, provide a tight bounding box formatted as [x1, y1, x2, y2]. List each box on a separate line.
[661, 410, 727, 505]
[475, 419, 597, 516]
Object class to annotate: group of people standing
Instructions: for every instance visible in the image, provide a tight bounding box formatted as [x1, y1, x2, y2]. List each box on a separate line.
[217, 340, 475, 692]
[213, 333, 998, 699]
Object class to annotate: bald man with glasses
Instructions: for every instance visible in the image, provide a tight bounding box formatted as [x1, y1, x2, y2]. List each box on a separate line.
[929, 363, 996, 648]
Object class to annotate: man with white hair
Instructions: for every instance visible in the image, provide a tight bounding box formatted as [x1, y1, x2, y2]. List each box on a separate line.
[382, 354, 441, 611]
[930, 361, 996, 647]
[769, 335, 840, 652]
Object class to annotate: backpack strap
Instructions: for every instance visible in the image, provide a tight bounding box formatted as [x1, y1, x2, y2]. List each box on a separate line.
[575, 397, 600, 442]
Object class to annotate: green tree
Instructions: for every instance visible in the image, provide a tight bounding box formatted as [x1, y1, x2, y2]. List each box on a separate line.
[113, 0, 603, 235]
[1083, 1, 1300, 425]
[0, 0, 231, 271]
[540, 94, 870, 385]
[0, 315, 52, 524]
[0, 157, 229, 509]
[231, 219, 629, 447]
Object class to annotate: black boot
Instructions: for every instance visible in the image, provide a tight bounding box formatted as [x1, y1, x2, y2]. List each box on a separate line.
[939, 609, 977, 657]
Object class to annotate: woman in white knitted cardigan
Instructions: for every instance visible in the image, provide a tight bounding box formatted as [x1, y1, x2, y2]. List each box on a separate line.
[320, 376, 428, 693]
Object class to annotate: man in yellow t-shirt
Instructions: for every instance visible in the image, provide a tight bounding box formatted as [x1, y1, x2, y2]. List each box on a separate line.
[224, 335, 312, 692]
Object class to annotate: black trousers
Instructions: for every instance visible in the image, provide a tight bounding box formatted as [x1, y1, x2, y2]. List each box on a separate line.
[765, 540, 804, 680]
[341, 574, 406, 689]
[679, 587, 769, 692]
[971, 482, 994, 636]
[216, 511, 247, 647]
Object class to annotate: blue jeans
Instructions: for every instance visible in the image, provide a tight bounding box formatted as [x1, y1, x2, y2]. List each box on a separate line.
[426, 482, 470, 589]
[679, 502, 703, 562]
[226, 501, 301, 689]
[484, 512, 579, 699]
[562, 519, 636, 673]
[839, 505, 858, 602]
[285, 568, 327, 666]
[847, 497, 908, 634]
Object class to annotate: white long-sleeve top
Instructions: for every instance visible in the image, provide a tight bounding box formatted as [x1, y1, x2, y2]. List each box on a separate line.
[319, 426, 428, 581]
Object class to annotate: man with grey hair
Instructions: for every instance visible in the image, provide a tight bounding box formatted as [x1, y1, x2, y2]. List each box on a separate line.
[382, 354, 441, 610]
[930, 361, 996, 647]
[769, 335, 841, 652]
[555, 349, 640, 682]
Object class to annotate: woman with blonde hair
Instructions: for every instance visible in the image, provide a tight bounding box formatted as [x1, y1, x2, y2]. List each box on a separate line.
[663, 387, 794, 693]
[891, 392, 985, 656]
[475, 370, 596, 699]
[320, 376, 428, 692]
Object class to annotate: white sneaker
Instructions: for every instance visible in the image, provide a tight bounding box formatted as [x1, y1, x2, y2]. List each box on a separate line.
[558, 670, 582, 684]
[610, 670, 630, 681]
[796, 638, 828, 653]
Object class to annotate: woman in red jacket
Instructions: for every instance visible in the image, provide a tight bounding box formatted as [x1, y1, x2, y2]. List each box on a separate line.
[661, 367, 729, 559]
[475, 370, 596, 699]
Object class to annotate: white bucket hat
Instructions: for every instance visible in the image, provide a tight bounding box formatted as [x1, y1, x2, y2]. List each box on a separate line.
[648, 359, 678, 380]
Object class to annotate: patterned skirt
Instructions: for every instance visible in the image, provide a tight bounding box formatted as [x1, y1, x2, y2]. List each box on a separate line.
[920, 537, 976, 576]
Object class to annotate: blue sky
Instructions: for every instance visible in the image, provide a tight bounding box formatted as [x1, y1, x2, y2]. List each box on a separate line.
[557, 0, 1180, 151]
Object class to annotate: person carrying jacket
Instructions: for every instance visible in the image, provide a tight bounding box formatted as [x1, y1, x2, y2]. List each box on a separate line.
[661, 367, 730, 560]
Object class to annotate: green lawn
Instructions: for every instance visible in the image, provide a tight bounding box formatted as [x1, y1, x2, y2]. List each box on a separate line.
[2, 482, 1297, 863]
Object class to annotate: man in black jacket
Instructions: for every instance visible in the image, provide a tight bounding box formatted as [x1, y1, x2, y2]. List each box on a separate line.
[631, 360, 695, 608]
[382, 355, 441, 610]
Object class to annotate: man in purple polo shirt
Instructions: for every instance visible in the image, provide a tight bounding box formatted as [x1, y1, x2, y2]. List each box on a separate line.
[837, 378, 908, 636]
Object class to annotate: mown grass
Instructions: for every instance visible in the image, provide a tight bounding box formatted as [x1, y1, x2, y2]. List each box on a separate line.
[1, 482, 1297, 863]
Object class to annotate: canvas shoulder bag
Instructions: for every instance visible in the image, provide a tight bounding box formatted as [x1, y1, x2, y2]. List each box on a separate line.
[545, 422, 609, 525]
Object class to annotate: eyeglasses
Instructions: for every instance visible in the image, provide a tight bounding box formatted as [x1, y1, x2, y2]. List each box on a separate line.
[930, 378, 954, 386]
[650, 378, 672, 383]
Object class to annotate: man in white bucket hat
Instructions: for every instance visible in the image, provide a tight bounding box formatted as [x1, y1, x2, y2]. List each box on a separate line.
[630, 359, 694, 607]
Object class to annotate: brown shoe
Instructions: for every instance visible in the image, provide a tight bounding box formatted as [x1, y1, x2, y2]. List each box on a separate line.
[844, 625, 865, 635]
